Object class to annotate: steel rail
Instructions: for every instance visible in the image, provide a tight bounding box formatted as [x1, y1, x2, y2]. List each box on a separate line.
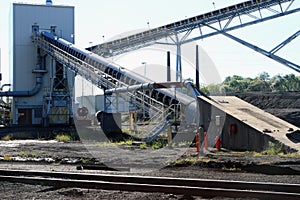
[0, 169, 299, 199]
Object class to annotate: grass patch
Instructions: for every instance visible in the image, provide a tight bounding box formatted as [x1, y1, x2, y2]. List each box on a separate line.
[169, 141, 192, 148]
[251, 142, 299, 156]
[280, 152, 300, 157]
[28, 150, 38, 158]
[260, 142, 284, 155]
[116, 140, 133, 145]
[19, 150, 39, 158]
[168, 157, 212, 167]
[55, 134, 72, 142]
[167, 158, 195, 166]
[96, 139, 191, 150]
[96, 142, 117, 147]
[3, 155, 12, 161]
[80, 158, 89, 164]
[150, 139, 168, 149]
[19, 151, 28, 158]
[53, 130, 79, 141]
[97, 139, 169, 149]
[139, 143, 147, 149]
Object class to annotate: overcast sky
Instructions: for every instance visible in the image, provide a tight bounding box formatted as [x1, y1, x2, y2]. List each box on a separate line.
[0, 0, 299, 85]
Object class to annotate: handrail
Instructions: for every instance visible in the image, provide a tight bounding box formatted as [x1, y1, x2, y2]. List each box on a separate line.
[37, 37, 168, 116]
[138, 104, 181, 141]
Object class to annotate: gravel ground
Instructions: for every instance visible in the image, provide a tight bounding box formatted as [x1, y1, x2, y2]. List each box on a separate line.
[0, 92, 299, 199]
[0, 140, 299, 199]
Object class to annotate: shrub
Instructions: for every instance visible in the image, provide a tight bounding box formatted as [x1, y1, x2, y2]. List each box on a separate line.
[261, 142, 284, 155]
[55, 134, 71, 142]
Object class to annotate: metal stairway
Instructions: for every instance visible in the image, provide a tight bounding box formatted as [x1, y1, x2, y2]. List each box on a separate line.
[141, 104, 181, 143]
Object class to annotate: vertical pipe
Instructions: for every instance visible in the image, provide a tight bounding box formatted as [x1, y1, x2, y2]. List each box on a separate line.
[176, 44, 182, 82]
[196, 132, 199, 152]
[167, 125, 172, 144]
[167, 51, 171, 82]
[129, 112, 134, 131]
[195, 45, 200, 89]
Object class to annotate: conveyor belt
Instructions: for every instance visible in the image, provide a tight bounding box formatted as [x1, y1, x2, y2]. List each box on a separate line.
[36, 32, 200, 141]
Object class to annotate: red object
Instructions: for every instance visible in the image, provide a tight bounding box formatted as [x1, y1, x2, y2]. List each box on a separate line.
[230, 124, 237, 134]
[204, 132, 208, 150]
[215, 136, 221, 150]
[195, 133, 199, 152]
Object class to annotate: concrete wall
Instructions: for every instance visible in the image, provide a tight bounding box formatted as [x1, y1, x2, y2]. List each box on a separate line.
[12, 3, 74, 125]
[198, 96, 226, 148]
[221, 112, 271, 151]
[197, 96, 284, 152]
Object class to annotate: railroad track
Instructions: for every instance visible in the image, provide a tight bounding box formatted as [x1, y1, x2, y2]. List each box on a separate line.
[0, 169, 299, 199]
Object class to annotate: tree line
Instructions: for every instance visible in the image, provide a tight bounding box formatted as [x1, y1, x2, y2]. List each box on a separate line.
[200, 72, 300, 95]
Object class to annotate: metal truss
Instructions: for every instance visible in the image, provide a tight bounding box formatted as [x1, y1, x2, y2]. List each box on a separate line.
[91, 0, 298, 56]
[43, 58, 72, 125]
[37, 37, 166, 116]
[205, 24, 300, 73]
[90, 0, 300, 81]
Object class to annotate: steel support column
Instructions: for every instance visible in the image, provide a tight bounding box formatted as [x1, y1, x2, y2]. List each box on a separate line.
[176, 43, 182, 82]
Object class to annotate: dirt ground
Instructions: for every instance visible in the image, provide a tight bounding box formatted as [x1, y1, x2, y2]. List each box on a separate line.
[0, 92, 299, 199]
[0, 140, 299, 199]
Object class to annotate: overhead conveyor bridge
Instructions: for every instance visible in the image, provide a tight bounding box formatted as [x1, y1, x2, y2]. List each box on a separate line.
[90, 0, 296, 57]
[36, 32, 200, 142]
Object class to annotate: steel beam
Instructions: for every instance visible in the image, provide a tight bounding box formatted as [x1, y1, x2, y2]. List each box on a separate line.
[183, 7, 300, 44]
[205, 24, 300, 73]
[91, 0, 297, 57]
[88, 0, 299, 84]
[270, 30, 300, 54]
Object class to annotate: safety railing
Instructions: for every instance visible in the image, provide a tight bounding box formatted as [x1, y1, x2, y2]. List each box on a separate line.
[139, 104, 181, 142]
[36, 36, 172, 118]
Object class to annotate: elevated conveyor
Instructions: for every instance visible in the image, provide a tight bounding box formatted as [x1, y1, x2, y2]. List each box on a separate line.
[36, 32, 200, 142]
[90, 0, 296, 57]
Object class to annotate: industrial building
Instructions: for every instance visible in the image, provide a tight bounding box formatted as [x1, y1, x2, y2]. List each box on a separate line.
[11, 3, 74, 126]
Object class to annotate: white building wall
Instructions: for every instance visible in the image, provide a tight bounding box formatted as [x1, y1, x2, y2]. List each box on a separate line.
[12, 3, 74, 125]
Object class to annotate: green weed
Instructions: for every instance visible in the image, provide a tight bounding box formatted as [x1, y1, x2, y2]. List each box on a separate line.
[261, 142, 284, 155]
[55, 134, 72, 142]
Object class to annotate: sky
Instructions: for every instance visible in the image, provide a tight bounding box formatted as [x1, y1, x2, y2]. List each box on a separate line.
[0, 0, 299, 85]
